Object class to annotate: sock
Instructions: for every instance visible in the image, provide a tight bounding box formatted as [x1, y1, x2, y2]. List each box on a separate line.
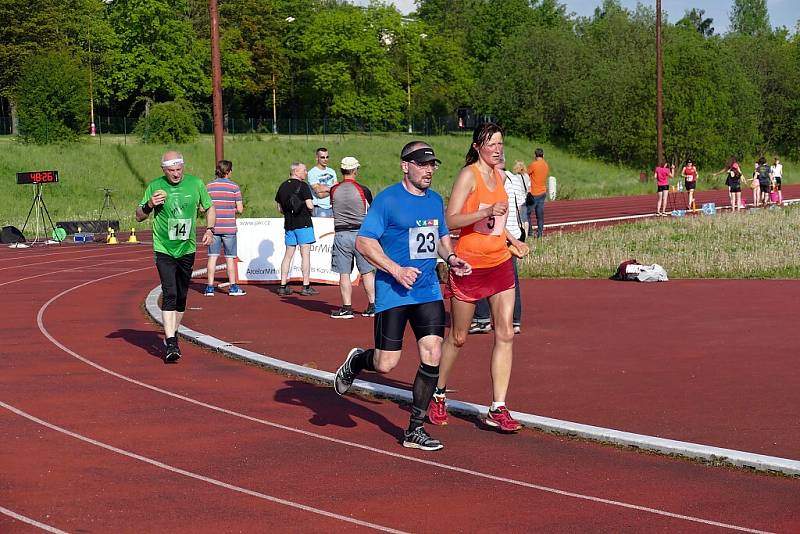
[166, 336, 178, 346]
[409, 362, 439, 431]
[433, 386, 447, 398]
[342, 304, 352, 310]
[490, 401, 506, 411]
[350, 348, 375, 374]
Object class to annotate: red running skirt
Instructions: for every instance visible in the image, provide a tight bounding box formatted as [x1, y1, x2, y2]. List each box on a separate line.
[444, 258, 514, 303]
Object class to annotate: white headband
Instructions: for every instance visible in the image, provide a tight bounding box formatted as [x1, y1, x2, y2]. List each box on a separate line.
[161, 158, 184, 167]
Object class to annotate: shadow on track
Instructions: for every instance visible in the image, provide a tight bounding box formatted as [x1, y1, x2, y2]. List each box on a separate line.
[106, 328, 165, 361]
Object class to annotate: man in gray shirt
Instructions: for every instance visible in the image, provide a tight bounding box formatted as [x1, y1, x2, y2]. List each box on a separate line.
[329, 156, 376, 318]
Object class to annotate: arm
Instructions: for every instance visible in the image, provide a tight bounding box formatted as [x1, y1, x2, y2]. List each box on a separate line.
[135, 189, 166, 222]
[445, 167, 507, 230]
[235, 200, 244, 214]
[276, 202, 283, 215]
[437, 235, 471, 276]
[356, 236, 421, 290]
[200, 205, 217, 246]
[311, 183, 331, 198]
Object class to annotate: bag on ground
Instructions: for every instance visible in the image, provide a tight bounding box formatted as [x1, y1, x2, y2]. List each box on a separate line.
[610, 259, 641, 281]
[636, 264, 668, 282]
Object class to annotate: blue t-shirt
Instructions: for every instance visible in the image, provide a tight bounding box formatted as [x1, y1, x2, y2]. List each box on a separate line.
[307, 166, 338, 209]
[358, 182, 449, 313]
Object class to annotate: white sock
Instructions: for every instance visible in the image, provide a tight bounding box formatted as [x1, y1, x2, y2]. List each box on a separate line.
[490, 402, 505, 411]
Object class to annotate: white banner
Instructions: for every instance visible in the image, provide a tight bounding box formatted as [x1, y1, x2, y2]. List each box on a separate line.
[235, 217, 358, 284]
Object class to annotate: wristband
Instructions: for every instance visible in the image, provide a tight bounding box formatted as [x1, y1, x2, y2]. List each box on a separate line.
[141, 203, 153, 214]
[206, 227, 214, 233]
[446, 253, 456, 266]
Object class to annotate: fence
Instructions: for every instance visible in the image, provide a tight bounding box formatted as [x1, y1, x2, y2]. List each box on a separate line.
[0, 114, 493, 142]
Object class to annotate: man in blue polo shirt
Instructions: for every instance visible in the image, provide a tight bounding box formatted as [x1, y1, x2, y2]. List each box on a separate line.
[333, 141, 471, 451]
[307, 147, 338, 217]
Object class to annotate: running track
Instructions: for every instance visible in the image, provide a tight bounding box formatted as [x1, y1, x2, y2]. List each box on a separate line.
[2, 216, 799, 532]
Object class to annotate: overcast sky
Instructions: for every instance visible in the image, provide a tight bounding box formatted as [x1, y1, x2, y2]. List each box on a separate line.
[353, 1, 798, 35]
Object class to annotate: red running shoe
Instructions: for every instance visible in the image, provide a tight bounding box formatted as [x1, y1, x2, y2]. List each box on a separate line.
[485, 406, 522, 432]
[427, 395, 448, 425]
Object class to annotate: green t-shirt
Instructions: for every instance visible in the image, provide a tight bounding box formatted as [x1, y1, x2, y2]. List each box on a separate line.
[140, 174, 212, 258]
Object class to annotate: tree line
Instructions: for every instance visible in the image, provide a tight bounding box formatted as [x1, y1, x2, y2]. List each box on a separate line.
[1, 0, 798, 166]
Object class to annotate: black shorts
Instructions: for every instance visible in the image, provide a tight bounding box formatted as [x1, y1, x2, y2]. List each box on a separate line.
[759, 183, 770, 194]
[684, 180, 696, 190]
[729, 185, 742, 193]
[775, 177, 782, 190]
[374, 301, 446, 352]
[657, 185, 669, 192]
[155, 251, 195, 312]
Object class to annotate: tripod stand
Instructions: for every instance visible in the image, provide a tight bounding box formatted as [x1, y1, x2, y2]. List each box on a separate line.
[20, 183, 59, 246]
[98, 188, 122, 233]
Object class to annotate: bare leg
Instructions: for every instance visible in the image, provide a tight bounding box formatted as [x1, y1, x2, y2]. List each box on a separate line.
[487, 288, 516, 403]
[225, 256, 237, 284]
[280, 245, 296, 285]
[300, 244, 311, 285]
[163, 310, 185, 338]
[361, 270, 376, 304]
[206, 255, 218, 286]
[437, 298, 476, 390]
[339, 272, 352, 306]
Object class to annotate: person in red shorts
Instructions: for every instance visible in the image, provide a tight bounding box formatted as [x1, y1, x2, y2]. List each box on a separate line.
[427, 122, 523, 433]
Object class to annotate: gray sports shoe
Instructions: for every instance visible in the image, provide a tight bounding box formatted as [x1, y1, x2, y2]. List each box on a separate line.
[402, 426, 443, 451]
[300, 285, 319, 296]
[334, 347, 362, 395]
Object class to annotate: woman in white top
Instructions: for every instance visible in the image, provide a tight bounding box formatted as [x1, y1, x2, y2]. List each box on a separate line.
[771, 157, 783, 204]
[512, 160, 530, 237]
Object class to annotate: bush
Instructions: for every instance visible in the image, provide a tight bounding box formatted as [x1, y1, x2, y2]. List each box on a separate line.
[15, 51, 89, 144]
[135, 100, 199, 144]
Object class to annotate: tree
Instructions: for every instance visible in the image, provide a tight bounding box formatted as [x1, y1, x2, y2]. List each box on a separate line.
[729, 0, 770, 36]
[677, 8, 714, 37]
[15, 51, 89, 143]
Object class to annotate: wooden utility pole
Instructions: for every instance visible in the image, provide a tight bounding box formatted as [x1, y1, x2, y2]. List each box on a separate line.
[655, 0, 664, 165]
[209, 0, 224, 162]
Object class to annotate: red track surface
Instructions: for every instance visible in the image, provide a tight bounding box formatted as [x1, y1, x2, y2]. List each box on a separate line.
[2, 215, 799, 532]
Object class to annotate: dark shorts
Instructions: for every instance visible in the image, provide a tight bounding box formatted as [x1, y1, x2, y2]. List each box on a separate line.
[760, 183, 770, 194]
[657, 185, 669, 192]
[374, 301, 446, 352]
[729, 185, 742, 193]
[684, 180, 696, 190]
[775, 177, 782, 190]
[155, 251, 195, 312]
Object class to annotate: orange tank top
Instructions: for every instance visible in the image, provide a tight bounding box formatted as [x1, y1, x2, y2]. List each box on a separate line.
[454, 164, 511, 269]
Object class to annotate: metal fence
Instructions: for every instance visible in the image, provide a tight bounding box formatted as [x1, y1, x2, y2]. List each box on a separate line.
[0, 114, 492, 142]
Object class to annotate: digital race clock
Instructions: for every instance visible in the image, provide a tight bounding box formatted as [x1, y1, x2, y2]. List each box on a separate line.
[16, 170, 59, 185]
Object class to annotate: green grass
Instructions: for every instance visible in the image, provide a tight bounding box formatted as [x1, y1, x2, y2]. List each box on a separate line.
[520, 203, 800, 279]
[0, 132, 712, 229]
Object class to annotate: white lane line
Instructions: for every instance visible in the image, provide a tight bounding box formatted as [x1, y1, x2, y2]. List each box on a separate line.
[0, 506, 68, 533]
[0, 257, 147, 288]
[0, 247, 150, 272]
[31, 270, 774, 533]
[0, 402, 406, 534]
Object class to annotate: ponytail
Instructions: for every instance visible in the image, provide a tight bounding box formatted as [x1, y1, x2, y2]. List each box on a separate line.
[215, 160, 233, 178]
[464, 122, 504, 167]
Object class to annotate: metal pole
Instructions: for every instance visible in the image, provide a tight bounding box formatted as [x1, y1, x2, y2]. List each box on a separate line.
[88, 36, 96, 137]
[209, 0, 224, 162]
[655, 0, 664, 165]
[407, 63, 412, 134]
[272, 72, 278, 135]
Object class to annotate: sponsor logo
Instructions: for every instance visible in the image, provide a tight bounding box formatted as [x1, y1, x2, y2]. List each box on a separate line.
[415, 219, 438, 227]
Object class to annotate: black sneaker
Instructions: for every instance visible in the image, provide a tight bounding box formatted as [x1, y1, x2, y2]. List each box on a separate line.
[402, 426, 443, 451]
[361, 303, 375, 317]
[164, 339, 181, 363]
[334, 347, 362, 395]
[330, 307, 354, 319]
[277, 285, 292, 296]
[300, 285, 319, 296]
[468, 321, 492, 334]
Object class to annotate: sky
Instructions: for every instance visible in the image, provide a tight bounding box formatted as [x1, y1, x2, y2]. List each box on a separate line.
[353, 1, 798, 35]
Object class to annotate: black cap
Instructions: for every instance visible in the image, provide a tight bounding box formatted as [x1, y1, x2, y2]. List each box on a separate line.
[402, 147, 441, 165]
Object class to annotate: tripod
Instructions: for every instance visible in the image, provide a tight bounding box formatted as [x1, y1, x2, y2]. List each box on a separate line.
[98, 188, 122, 233]
[20, 183, 59, 246]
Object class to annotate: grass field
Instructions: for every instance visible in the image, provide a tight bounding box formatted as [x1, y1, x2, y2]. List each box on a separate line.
[521, 203, 800, 279]
[3, 132, 765, 230]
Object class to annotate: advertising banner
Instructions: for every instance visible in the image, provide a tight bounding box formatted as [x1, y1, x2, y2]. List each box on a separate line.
[236, 218, 358, 284]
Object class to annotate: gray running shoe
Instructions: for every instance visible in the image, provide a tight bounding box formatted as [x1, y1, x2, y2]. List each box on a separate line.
[277, 285, 292, 296]
[402, 426, 444, 451]
[330, 307, 354, 319]
[361, 303, 376, 317]
[300, 285, 319, 296]
[334, 347, 362, 395]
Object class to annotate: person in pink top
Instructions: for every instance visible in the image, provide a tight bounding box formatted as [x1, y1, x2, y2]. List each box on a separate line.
[654, 161, 674, 216]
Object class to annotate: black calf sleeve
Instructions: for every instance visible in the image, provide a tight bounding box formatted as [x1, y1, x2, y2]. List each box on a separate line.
[351, 348, 375, 374]
[409, 362, 439, 430]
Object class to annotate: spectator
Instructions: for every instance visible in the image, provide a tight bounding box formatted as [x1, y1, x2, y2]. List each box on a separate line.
[329, 156, 376, 319]
[526, 148, 548, 237]
[771, 157, 783, 204]
[205, 160, 245, 297]
[512, 160, 530, 237]
[308, 147, 338, 217]
[755, 157, 773, 207]
[274, 162, 318, 296]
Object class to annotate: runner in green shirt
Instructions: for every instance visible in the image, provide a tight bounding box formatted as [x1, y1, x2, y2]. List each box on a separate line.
[136, 151, 215, 362]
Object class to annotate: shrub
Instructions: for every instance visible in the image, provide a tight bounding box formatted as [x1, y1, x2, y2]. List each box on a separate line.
[135, 100, 199, 144]
[15, 51, 89, 144]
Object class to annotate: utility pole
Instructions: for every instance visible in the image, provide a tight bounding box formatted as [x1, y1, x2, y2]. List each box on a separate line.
[209, 0, 224, 162]
[655, 0, 664, 165]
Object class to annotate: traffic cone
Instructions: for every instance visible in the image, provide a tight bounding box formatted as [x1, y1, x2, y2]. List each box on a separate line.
[127, 228, 139, 243]
[107, 228, 118, 245]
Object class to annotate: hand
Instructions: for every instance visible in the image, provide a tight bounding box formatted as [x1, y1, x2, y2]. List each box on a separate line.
[487, 201, 508, 217]
[151, 189, 167, 206]
[201, 229, 213, 246]
[448, 256, 472, 277]
[392, 265, 421, 289]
